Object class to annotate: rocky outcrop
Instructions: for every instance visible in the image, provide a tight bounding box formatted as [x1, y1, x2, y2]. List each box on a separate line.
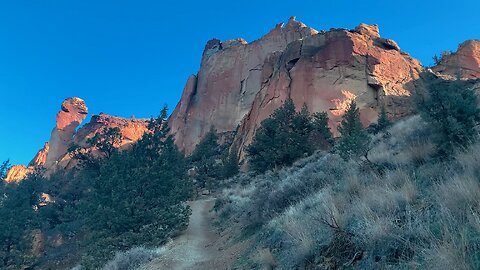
[5, 98, 149, 181]
[169, 16, 318, 154]
[170, 18, 424, 156]
[432, 40, 480, 79]
[5, 143, 48, 182]
[4, 165, 32, 182]
[45, 98, 88, 168]
[29, 143, 49, 167]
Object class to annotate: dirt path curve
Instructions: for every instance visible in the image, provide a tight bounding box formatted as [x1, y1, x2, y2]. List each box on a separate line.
[139, 197, 218, 270]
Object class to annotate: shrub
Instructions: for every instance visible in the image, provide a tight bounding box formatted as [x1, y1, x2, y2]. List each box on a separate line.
[337, 101, 370, 160]
[417, 76, 480, 158]
[102, 247, 157, 270]
[247, 99, 332, 173]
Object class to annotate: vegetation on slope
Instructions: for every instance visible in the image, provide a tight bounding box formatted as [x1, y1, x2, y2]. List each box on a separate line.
[0, 106, 193, 270]
[214, 77, 480, 269]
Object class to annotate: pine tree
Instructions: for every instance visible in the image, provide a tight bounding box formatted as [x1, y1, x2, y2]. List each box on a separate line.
[247, 99, 314, 173]
[81, 105, 192, 268]
[337, 100, 370, 160]
[0, 160, 10, 180]
[311, 112, 333, 149]
[87, 127, 122, 159]
[376, 106, 391, 133]
[417, 76, 480, 157]
[220, 147, 240, 179]
[189, 126, 222, 188]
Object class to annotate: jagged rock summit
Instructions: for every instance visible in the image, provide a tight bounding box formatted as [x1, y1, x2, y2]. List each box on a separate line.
[5, 98, 150, 181]
[45, 97, 88, 168]
[432, 40, 480, 79]
[169, 17, 425, 155]
[5, 17, 480, 181]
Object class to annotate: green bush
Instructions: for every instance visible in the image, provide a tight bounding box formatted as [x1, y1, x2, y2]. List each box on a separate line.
[337, 100, 370, 160]
[247, 99, 332, 173]
[417, 76, 480, 157]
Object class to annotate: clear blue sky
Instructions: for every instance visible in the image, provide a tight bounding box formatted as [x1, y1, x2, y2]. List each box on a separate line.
[1, 0, 479, 165]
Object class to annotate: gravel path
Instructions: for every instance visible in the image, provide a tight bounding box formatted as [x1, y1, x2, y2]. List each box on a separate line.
[139, 198, 217, 270]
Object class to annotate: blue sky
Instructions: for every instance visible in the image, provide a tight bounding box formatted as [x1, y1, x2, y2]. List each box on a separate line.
[0, 0, 479, 165]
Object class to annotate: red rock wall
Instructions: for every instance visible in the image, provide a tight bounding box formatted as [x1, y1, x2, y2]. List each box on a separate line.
[170, 19, 425, 157]
[169, 17, 318, 154]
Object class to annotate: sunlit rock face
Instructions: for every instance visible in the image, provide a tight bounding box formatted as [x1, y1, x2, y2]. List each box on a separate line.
[29, 143, 49, 167]
[5, 98, 149, 181]
[432, 40, 480, 79]
[45, 97, 88, 168]
[52, 113, 150, 171]
[4, 165, 32, 182]
[169, 16, 319, 154]
[170, 18, 425, 156]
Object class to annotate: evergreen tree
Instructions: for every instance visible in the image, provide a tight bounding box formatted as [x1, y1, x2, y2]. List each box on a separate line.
[376, 106, 391, 133]
[189, 126, 222, 188]
[87, 127, 122, 159]
[337, 100, 370, 160]
[0, 174, 43, 269]
[0, 159, 10, 180]
[81, 105, 192, 268]
[310, 112, 334, 149]
[220, 147, 240, 179]
[246, 99, 314, 173]
[417, 76, 480, 157]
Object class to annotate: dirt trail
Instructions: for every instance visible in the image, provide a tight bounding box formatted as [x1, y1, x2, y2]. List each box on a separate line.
[139, 198, 218, 270]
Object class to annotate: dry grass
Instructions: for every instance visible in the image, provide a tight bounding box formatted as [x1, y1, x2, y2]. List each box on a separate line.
[216, 115, 480, 269]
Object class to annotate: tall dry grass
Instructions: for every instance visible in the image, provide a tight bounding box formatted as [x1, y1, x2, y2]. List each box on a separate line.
[216, 115, 480, 269]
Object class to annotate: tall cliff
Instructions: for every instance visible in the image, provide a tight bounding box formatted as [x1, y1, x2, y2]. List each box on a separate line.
[169, 18, 425, 155]
[169, 17, 319, 153]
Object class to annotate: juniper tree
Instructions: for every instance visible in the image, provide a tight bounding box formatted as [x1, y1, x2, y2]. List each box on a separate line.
[337, 100, 370, 160]
[376, 106, 391, 133]
[417, 76, 480, 157]
[189, 126, 222, 188]
[247, 99, 315, 173]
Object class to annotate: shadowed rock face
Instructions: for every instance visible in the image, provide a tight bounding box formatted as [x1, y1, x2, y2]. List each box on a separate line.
[432, 40, 480, 79]
[45, 97, 88, 168]
[170, 18, 425, 155]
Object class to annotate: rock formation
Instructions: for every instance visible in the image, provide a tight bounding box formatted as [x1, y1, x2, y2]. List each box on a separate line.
[29, 143, 49, 167]
[4, 165, 32, 182]
[5, 98, 149, 181]
[5, 18, 480, 180]
[169, 17, 318, 154]
[170, 18, 425, 156]
[432, 40, 480, 79]
[45, 97, 88, 168]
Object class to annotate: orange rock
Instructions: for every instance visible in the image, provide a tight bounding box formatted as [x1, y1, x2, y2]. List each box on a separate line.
[45, 98, 88, 168]
[4, 165, 32, 182]
[171, 19, 424, 157]
[7, 99, 149, 181]
[432, 40, 480, 79]
[29, 143, 49, 167]
[169, 17, 318, 154]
